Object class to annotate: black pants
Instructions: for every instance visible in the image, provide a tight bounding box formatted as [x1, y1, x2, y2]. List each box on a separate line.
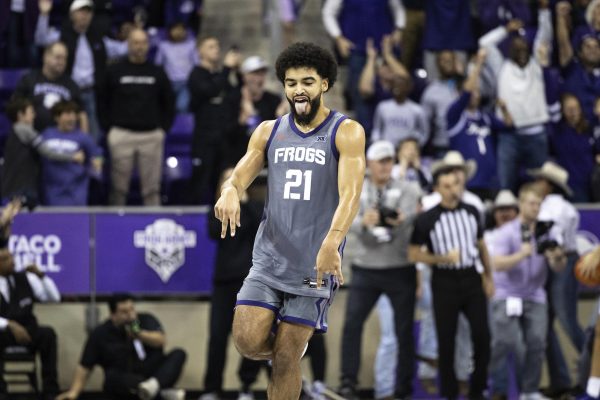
[204, 280, 266, 394]
[431, 267, 490, 399]
[305, 334, 326, 382]
[341, 265, 416, 397]
[103, 348, 186, 399]
[0, 325, 58, 395]
[191, 140, 226, 204]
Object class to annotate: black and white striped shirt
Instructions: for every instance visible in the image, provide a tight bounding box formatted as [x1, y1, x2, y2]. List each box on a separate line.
[410, 202, 483, 269]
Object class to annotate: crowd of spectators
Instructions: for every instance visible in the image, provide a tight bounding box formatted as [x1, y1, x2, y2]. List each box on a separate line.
[0, 0, 599, 206]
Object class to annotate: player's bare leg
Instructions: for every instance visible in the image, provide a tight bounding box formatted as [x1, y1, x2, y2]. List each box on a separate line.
[232, 305, 276, 360]
[268, 322, 314, 400]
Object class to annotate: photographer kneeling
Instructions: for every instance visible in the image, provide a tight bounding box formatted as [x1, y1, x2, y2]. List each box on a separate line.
[339, 140, 422, 400]
[57, 294, 186, 400]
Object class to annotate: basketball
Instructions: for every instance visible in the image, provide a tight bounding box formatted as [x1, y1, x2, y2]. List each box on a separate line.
[575, 252, 600, 287]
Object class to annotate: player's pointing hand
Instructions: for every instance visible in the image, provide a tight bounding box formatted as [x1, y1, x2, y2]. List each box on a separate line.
[214, 186, 241, 238]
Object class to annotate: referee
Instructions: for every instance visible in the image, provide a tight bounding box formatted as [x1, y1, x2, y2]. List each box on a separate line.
[408, 167, 494, 400]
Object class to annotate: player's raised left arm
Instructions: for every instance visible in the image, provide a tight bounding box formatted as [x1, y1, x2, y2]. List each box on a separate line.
[315, 119, 366, 287]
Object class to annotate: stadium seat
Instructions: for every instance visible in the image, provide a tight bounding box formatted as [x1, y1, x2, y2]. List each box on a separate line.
[169, 113, 194, 138]
[2, 346, 39, 395]
[0, 69, 28, 91]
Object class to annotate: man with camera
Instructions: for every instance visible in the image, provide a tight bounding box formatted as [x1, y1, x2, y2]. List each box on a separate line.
[529, 161, 583, 396]
[57, 294, 186, 400]
[487, 183, 566, 400]
[339, 140, 422, 400]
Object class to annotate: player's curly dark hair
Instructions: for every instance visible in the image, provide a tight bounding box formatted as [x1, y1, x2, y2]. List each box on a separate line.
[275, 42, 337, 92]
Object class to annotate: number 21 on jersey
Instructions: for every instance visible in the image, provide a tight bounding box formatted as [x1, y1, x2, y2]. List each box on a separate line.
[283, 169, 312, 200]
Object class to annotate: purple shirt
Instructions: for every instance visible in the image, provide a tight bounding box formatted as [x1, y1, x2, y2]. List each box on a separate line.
[488, 218, 548, 304]
[40, 128, 101, 206]
[562, 59, 600, 121]
[154, 38, 198, 83]
[550, 121, 600, 197]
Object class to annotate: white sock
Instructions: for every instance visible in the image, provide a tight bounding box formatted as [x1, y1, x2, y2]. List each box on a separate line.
[587, 376, 600, 398]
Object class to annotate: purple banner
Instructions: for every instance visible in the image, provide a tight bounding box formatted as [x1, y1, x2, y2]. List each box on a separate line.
[4, 208, 600, 296]
[8, 213, 91, 294]
[95, 213, 216, 294]
[577, 208, 600, 253]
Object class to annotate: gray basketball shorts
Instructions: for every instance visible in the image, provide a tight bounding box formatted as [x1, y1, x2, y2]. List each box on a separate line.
[235, 276, 339, 333]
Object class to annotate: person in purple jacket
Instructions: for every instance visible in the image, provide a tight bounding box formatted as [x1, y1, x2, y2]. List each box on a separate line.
[550, 93, 600, 202]
[40, 101, 102, 206]
[556, 1, 600, 121]
[446, 49, 513, 201]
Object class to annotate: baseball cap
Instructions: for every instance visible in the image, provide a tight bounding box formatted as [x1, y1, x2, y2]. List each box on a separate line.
[240, 56, 269, 74]
[367, 141, 395, 161]
[70, 0, 93, 12]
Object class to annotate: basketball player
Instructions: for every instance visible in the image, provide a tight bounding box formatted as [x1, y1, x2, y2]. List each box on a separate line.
[214, 42, 365, 400]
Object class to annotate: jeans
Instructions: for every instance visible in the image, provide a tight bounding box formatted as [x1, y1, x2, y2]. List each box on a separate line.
[490, 299, 547, 393]
[341, 266, 416, 397]
[489, 297, 525, 396]
[80, 89, 103, 143]
[546, 252, 584, 389]
[551, 252, 585, 351]
[171, 80, 190, 113]
[374, 295, 398, 399]
[417, 265, 472, 382]
[497, 130, 548, 193]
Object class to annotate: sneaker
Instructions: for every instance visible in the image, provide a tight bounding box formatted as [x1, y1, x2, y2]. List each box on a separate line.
[138, 377, 160, 400]
[419, 378, 437, 395]
[519, 393, 551, 400]
[339, 382, 359, 400]
[237, 392, 255, 400]
[199, 392, 220, 400]
[306, 380, 327, 400]
[161, 388, 186, 400]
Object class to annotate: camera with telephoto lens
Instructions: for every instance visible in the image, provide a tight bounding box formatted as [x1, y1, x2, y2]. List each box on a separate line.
[534, 221, 559, 254]
[521, 220, 559, 254]
[378, 206, 399, 228]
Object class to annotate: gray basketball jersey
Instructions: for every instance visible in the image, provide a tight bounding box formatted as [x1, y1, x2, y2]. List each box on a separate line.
[248, 111, 347, 299]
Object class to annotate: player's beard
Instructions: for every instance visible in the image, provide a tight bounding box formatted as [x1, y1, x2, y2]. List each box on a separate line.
[288, 93, 321, 126]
